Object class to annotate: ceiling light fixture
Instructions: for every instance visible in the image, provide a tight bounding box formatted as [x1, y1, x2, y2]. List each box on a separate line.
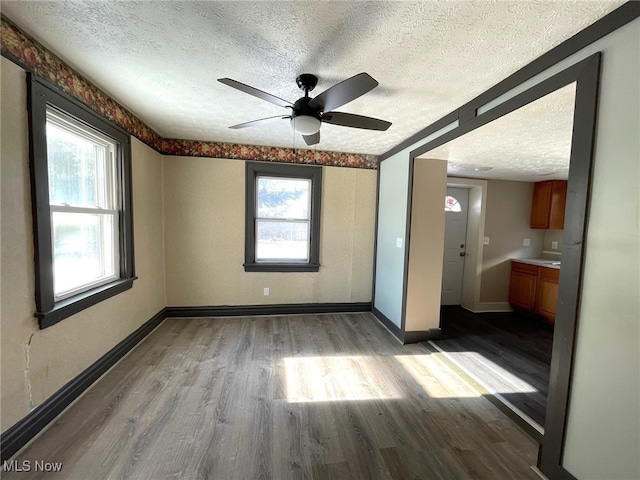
[291, 115, 321, 135]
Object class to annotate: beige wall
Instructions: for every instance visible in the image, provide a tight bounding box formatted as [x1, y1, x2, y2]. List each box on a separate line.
[163, 156, 376, 306]
[479, 180, 545, 303]
[0, 58, 166, 432]
[405, 158, 447, 333]
[543, 229, 563, 253]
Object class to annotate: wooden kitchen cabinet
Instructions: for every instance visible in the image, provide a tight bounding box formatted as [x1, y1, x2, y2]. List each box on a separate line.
[536, 267, 560, 324]
[508, 262, 538, 311]
[509, 261, 560, 324]
[531, 180, 567, 229]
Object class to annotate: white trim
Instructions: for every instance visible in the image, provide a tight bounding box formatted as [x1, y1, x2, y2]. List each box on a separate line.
[445, 177, 488, 312]
[466, 302, 513, 313]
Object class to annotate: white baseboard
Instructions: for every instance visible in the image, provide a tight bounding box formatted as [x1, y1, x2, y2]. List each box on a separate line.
[462, 302, 513, 313]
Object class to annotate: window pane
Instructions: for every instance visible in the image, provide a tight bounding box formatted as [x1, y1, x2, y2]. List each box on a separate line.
[46, 119, 111, 208]
[52, 212, 117, 296]
[257, 177, 310, 219]
[256, 221, 309, 261]
[444, 195, 462, 212]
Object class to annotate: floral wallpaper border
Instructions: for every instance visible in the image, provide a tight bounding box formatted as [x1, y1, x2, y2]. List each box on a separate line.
[0, 14, 378, 169]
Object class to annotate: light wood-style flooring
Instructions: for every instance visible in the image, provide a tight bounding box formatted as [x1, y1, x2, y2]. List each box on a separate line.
[5, 313, 540, 479]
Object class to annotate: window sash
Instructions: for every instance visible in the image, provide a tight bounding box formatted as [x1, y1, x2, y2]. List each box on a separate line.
[256, 175, 312, 221]
[46, 109, 118, 210]
[50, 207, 120, 299]
[255, 218, 311, 263]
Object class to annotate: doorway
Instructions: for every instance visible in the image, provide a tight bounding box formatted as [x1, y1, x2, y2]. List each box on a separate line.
[441, 187, 469, 305]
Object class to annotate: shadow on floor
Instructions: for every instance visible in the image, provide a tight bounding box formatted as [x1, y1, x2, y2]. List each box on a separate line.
[431, 306, 553, 427]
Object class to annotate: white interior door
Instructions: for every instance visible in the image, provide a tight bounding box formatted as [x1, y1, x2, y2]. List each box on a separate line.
[441, 187, 469, 305]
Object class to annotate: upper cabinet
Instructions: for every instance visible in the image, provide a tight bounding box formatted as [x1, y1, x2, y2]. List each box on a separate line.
[530, 180, 567, 229]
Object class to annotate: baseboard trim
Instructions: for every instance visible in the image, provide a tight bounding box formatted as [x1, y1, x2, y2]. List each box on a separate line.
[463, 302, 513, 313]
[404, 328, 442, 344]
[0, 308, 167, 462]
[371, 307, 403, 342]
[164, 302, 371, 318]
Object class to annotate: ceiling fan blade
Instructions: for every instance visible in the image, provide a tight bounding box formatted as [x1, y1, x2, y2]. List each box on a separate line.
[303, 131, 320, 146]
[308, 73, 378, 112]
[321, 111, 391, 131]
[218, 78, 293, 108]
[229, 115, 290, 129]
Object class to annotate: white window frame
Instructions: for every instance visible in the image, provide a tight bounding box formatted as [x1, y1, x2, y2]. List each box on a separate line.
[254, 175, 312, 264]
[47, 110, 121, 300]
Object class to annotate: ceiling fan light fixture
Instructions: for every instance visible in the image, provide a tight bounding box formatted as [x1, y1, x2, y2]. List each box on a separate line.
[291, 115, 321, 135]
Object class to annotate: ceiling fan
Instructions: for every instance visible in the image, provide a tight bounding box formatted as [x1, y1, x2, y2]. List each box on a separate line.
[217, 73, 392, 146]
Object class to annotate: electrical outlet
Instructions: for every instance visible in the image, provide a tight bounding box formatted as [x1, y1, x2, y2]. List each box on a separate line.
[523, 238, 531, 247]
[483, 237, 490, 245]
[396, 238, 403, 248]
[551, 241, 558, 250]
[263, 287, 269, 296]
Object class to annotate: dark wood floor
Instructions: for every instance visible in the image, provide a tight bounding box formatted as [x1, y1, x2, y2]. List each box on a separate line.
[5, 313, 540, 479]
[431, 306, 553, 428]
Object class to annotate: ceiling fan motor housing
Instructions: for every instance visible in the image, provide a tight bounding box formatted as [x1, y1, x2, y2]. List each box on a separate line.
[296, 73, 318, 95]
[292, 97, 321, 119]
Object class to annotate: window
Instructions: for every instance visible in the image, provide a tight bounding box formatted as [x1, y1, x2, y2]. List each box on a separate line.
[444, 195, 462, 212]
[245, 162, 322, 272]
[28, 75, 135, 328]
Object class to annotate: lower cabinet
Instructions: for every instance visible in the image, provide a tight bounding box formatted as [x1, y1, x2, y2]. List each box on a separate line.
[508, 262, 538, 311]
[509, 261, 559, 324]
[536, 267, 560, 323]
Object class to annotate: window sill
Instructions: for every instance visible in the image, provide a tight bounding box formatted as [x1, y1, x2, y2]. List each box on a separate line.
[35, 277, 137, 329]
[244, 263, 320, 273]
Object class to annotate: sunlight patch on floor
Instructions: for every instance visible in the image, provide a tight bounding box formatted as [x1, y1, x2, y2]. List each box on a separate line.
[394, 354, 482, 398]
[441, 351, 539, 394]
[283, 356, 403, 403]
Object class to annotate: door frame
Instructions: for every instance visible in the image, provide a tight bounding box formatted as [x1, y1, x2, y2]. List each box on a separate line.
[444, 179, 488, 311]
[441, 186, 471, 305]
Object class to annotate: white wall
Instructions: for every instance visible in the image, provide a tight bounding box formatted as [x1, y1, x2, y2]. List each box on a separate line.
[373, 152, 410, 326]
[163, 156, 376, 306]
[0, 58, 166, 432]
[561, 18, 639, 479]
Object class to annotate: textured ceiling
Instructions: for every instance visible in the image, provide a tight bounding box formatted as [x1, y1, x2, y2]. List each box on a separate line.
[418, 83, 576, 182]
[1, 1, 624, 160]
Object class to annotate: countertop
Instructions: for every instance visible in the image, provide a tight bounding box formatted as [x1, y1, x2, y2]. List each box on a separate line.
[512, 258, 561, 270]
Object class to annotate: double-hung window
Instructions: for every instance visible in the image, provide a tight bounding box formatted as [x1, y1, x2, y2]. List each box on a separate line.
[28, 75, 135, 328]
[244, 162, 322, 272]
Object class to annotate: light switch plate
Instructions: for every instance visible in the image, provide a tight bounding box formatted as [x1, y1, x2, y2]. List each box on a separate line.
[552, 241, 558, 250]
[483, 237, 490, 245]
[523, 238, 531, 247]
[396, 238, 403, 248]
[263, 287, 269, 296]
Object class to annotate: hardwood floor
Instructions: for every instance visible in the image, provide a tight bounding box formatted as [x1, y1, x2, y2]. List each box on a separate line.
[431, 306, 553, 429]
[5, 313, 540, 479]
